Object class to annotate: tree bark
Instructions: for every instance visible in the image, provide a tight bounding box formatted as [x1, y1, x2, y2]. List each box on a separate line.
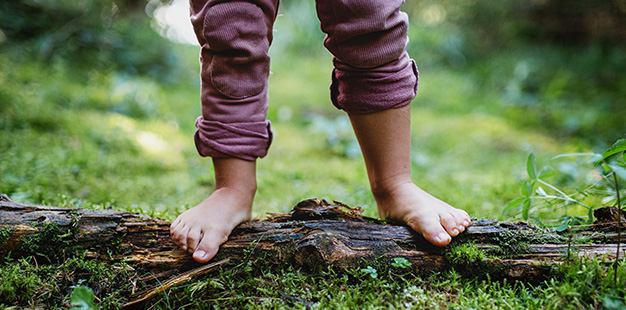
[0, 194, 623, 308]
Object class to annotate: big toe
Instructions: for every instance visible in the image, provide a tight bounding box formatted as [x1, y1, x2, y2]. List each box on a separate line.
[192, 229, 228, 263]
[408, 219, 451, 247]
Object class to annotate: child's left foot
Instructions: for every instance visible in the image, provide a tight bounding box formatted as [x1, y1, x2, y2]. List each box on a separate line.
[347, 105, 470, 247]
[374, 181, 471, 247]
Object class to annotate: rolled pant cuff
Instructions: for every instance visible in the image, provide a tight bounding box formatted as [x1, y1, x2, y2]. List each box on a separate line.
[194, 116, 273, 161]
[330, 54, 419, 114]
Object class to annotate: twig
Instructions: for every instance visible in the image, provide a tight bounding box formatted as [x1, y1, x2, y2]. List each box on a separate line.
[122, 258, 230, 309]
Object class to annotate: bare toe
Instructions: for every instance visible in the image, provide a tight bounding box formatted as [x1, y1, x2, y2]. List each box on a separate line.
[427, 229, 452, 247]
[408, 217, 451, 247]
[171, 217, 181, 229]
[193, 229, 227, 263]
[169, 219, 180, 239]
[172, 224, 189, 251]
[454, 213, 470, 232]
[453, 211, 470, 232]
[186, 227, 203, 253]
[440, 213, 460, 237]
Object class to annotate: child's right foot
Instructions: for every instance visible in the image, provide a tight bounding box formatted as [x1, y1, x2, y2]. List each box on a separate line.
[170, 187, 253, 263]
[170, 158, 257, 263]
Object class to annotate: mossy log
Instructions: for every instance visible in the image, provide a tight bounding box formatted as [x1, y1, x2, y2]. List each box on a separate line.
[0, 193, 624, 308]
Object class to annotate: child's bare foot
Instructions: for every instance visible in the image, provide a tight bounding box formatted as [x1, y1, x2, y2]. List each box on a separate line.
[374, 181, 471, 247]
[170, 158, 256, 263]
[348, 106, 470, 247]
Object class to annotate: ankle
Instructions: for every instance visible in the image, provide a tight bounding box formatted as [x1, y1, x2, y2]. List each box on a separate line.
[369, 175, 413, 202]
[212, 157, 257, 202]
[215, 182, 257, 202]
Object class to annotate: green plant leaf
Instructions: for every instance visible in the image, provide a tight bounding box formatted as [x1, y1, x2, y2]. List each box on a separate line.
[503, 197, 526, 215]
[601, 139, 626, 161]
[521, 180, 533, 197]
[361, 266, 378, 279]
[603, 296, 624, 309]
[555, 224, 570, 232]
[587, 153, 605, 164]
[391, 257, 411, 269]
[527, 153, 538, 180]
[70, 286, 98, 310]
[522, 198, 531, 221]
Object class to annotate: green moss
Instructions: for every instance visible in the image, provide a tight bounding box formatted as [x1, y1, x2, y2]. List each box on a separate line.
[19, 222, 78, 263]
[488, 226, 565, 257]
[0, 258, 58, 305]
[443, 242, 497, 277]
[2, 244, 622, 309]
[0, 253, 138, 309]
[0, 227, 11, 248]
[446, 243, 486, 266]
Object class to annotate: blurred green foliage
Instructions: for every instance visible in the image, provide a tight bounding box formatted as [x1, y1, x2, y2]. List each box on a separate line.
[403, 0, 626, 142]
[272, 0, 626, 142]
[0, 0, 177, 81]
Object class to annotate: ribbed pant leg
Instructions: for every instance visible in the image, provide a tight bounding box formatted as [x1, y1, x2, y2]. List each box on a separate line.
[315, 0, 418, 114]
[190, 0, 279, 160]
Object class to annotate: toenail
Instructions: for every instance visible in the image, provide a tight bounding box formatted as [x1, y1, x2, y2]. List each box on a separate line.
[181, 245, 187, 251]
[195, 250, 207, 259]
[451, 228, 459, 236]
[463, 220, 470, 227]
[438, 233, 449, 242]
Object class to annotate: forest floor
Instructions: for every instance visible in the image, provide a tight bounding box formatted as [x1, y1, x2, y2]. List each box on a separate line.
[1, 34, 625, 308]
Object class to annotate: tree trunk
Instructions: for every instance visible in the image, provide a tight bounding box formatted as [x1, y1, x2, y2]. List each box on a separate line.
[0, 194, 623, 308]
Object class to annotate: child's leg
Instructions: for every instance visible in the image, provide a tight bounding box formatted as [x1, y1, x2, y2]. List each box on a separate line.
[170, 158, 256, 262]
[316, 0, 470, 245]
[171, 0, 278, 263]
[348, 106, 470, 246]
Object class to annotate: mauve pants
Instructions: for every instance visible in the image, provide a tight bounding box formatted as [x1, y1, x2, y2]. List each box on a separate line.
[190, 0, 418, 161]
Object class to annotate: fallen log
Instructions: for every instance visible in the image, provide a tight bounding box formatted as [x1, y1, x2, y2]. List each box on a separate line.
[0, 194, 624, 308]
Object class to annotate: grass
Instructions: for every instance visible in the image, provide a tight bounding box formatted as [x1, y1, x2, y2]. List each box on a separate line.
[1, 14, 625, 308]
[1, 250, 624, 308]
[112, 255, 626, 309]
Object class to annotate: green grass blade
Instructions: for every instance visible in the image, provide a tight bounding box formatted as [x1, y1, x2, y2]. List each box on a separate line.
[527, 153, 538, 180]
[503, 197, 527, 216]
[522, 198, 531, 221]
[552, 152, 598, 159]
